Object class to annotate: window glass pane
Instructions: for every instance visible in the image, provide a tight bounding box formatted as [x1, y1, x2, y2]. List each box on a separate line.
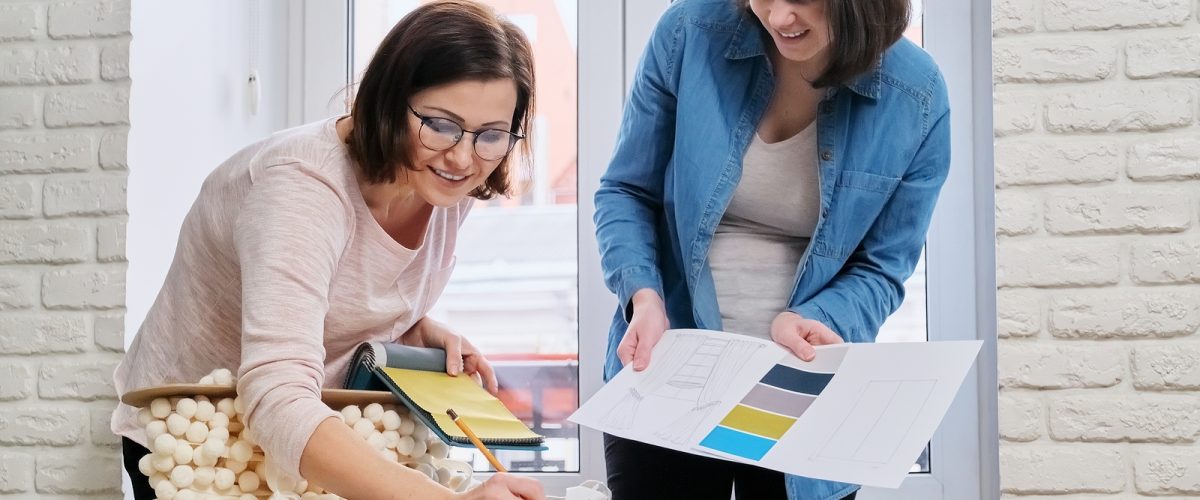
[876, 0, 930, 474]
[352, 0, 579, 473]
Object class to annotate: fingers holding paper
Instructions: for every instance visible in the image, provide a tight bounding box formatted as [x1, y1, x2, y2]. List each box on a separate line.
[455, 473, 545, 500]
[617, 288, 670, 372]
[770, 311, 845, 361]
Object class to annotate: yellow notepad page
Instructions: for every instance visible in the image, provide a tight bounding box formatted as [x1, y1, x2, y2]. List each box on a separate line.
[380, 367, 541, 441]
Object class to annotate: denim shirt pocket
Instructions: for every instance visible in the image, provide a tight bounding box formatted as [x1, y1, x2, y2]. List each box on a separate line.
[811, 170, 901, 260]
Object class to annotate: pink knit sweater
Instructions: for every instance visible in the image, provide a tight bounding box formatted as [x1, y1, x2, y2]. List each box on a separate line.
[112, 117, 467, 477]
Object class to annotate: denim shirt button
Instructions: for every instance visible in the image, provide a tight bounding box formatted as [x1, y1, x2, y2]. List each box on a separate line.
[821, 150, 833, 161]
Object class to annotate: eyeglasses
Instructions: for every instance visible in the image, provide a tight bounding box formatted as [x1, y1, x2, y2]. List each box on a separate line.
[409, 106, 523, 161]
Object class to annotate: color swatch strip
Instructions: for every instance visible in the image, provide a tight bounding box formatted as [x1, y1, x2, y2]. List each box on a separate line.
[698, 364, 834, 461]
[741, 383, 816, 416]
[719, 404, 796, 439]
[698, 425, 776, 461]
[759, 364, 834, 396]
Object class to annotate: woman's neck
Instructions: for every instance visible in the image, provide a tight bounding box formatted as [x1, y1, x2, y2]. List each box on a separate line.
[768, 44, 829, 87]
[337, 115, 431, 230]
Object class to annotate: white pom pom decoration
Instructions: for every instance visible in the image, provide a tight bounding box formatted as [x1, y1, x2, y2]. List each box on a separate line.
[194, 400, 216, 422]
[382, 410, 401, 431]
[225, 459, 248, 474]
[193, 466, 215, 488]
[363, 403, 384, 423]
[214, 467, 236, 491]
[137, 454, 154, 477]
[208, 426, 230, 443]
[352, 418, 374, 439]
[135, 368, 478, 499]
[146, 420, 168, 442]
[152, 454, 175, 473]
[237, 470, 260, 493]
[173, 442, 193, 465]
[340, 405, 361, 426]
[398, 417, 416, 436]
[230, 439, 254, 463]
[185, 421, 209, 443]
[217, 398, 236, 418]
[153, 478, 178, 499]
[212, 368, 234, 386]
[166, 413, 189, 437]
[151, 398, 172, 419]
[175, 398, 198, 419]
[153, 433, 178, 456]
[170, 465, 195, 489]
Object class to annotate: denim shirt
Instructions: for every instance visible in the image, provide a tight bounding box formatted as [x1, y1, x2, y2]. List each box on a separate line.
[593, 0, 950, 498]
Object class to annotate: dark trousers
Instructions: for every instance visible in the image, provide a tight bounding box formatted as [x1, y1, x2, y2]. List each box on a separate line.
[605, 433, 856, 500]
[122, 437, 156, 500]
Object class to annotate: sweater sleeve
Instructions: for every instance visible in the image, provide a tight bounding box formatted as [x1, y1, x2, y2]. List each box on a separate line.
[232, 161, 350, 478]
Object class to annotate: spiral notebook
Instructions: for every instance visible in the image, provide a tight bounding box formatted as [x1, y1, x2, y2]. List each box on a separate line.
[344, 342, 546, 450]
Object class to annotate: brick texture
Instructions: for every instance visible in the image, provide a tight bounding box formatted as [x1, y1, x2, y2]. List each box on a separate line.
[0, 0, 129, 495]
[996, 0, 1200, 495]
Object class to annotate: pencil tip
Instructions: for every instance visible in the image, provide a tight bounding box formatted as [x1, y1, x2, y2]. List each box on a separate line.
[446, 408, 458, 419]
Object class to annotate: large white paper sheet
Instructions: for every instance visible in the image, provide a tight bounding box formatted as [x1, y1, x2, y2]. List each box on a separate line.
[569, 329, 981, 488]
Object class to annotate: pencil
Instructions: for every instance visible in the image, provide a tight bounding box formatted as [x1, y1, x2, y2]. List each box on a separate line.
[446, 408, 507, 472]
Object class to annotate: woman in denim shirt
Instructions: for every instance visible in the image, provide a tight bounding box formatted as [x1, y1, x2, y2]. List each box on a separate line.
[593, 0, 950, 499]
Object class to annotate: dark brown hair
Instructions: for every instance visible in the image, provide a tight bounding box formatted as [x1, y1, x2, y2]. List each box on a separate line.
[347, 0, 535, 199]
[740, 0, 910, 88]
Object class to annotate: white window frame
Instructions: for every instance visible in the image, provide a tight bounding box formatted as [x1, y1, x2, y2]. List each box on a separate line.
[299, 0, 998, 497]
[290, 0, 351, 127]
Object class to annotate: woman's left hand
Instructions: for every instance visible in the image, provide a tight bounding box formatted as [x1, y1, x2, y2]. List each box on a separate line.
[770, 311, 844, 362]
[402, 317, 499, 394]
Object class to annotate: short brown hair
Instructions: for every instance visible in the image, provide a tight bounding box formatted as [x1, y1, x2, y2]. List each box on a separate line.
[347, 0, 535, 200]
[739, 0, 910, 88]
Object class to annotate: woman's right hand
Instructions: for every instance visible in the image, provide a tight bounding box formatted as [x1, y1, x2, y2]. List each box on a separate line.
[617, 288, 670, 371]
[452, 474, 545, 500]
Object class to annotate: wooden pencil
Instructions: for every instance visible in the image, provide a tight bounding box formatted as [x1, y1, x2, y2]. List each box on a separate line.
[446, 408, 507, 472]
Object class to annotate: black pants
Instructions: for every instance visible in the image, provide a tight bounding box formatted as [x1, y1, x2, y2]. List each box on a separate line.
[605, 434, 857, 500]
[122, 437, 156, 500]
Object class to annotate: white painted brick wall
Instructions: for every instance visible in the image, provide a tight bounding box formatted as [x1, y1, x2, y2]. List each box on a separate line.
[996, 0, 1200, 494]
[0, 0, 127, 495]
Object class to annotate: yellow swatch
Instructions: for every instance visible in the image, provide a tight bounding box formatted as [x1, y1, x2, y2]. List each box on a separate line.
[380, 367, 541, 442]
[719, 404, 796, 440]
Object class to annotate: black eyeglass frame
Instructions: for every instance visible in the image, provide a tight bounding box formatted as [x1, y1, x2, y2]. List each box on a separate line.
[408, 106, 525, 161]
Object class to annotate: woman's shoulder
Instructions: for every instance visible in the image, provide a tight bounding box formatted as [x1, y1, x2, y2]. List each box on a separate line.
[876, 38, 949, 110]
[253, 118, 348, 170]
[240, 118, 357, 190]
[667, 0, 743, 30]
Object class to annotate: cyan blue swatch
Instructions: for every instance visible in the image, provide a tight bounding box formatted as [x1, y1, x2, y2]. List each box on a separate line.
[699, 425, 775, 461]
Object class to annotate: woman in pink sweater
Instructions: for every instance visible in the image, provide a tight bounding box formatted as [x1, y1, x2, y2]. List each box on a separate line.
[113, 2, 544, 499]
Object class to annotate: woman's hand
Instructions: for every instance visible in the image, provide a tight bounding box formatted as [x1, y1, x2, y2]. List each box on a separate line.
[770, 311, 844, 361]
[451, 474, 545, 500]
[402, 317, 498, 394]
[617, 289, 670, 371]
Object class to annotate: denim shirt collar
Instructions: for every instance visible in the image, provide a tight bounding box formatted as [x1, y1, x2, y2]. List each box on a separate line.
[724, 10, 882, 100]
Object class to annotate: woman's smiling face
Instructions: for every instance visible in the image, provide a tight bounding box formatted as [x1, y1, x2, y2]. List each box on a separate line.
[748, 0, 832, 67]
[403, 78, 518, 207]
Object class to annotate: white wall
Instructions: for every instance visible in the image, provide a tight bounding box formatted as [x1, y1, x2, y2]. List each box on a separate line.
[126, 0, 292, 348]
